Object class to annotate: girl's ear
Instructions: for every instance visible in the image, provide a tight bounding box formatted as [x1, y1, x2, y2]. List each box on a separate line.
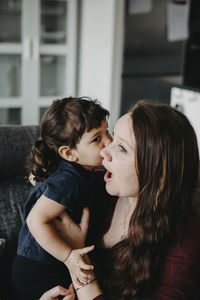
[58, 146, 78, 162]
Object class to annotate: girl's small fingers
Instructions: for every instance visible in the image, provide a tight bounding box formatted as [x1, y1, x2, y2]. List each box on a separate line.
[79, 260, 94, 270]
[78, 270, 89, 279]
[79, 277, 88, 284]
[74, 277, 84, 287]
[79, 245, 95, 256]
[78, 272, 91, 283]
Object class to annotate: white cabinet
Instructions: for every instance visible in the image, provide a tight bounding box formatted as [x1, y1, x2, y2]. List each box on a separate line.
[0, 0, 77, 125]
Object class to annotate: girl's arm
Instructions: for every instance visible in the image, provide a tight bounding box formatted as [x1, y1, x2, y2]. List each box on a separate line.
[51, 207, 104, 299]
[27, 194, 72, 262]
[27, 198, 94, 285]
[53, 208, 90, 249]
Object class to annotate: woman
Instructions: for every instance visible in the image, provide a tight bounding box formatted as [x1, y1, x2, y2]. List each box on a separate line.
[41, 100, 200, 300]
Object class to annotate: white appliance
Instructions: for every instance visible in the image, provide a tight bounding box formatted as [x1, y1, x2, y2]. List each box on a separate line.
[170, 87, 200, 152]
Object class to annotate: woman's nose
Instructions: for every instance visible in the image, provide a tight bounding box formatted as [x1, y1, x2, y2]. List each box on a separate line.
[100, 144, 112, 161]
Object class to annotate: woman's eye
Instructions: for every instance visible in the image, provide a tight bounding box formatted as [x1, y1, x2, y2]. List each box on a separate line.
[119, 145, 126, 153]
[93, 136, 101, 142]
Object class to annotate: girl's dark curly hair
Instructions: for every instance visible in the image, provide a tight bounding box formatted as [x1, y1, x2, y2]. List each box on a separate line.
[96, 100, 200, 299]
[27, 97, 109, 181]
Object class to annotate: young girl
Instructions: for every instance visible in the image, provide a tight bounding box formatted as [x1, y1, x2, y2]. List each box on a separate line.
[11, 97, 110, 300]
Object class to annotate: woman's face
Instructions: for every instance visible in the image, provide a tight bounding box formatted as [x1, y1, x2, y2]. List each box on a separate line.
[100, 113, 138, 198]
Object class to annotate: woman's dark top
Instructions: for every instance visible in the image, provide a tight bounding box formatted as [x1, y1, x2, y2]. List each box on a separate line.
[92, 216, 200, 299]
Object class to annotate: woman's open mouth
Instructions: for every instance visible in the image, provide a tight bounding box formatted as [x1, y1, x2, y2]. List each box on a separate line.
[104, 170, 112, 181]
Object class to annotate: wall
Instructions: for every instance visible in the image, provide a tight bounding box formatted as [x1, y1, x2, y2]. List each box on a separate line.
[78, 0, 124, 130]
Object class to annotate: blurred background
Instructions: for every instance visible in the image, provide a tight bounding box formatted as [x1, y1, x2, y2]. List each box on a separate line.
[0, 0, 199, 148]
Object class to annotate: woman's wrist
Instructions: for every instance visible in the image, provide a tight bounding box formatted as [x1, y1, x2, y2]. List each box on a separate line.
[75, 277, 102, 299]
[75, 278, 97, 291]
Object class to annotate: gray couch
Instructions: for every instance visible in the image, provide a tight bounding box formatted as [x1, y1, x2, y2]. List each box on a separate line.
[0, 126, 39, 300]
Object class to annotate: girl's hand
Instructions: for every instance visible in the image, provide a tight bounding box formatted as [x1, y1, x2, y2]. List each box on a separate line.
[65, 245, 95, 286]
[53, 207, 90, 249]
[39, 283, 75, 300]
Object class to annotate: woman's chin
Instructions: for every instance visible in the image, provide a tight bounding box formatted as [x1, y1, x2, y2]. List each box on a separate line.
[105, 182, 117, 196]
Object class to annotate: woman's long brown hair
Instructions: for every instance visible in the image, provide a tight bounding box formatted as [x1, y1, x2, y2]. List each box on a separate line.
[97, 100, 200, 299]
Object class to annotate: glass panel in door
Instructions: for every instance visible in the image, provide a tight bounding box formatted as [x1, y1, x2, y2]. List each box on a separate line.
[0, 54, 21, 97]
[40, 0, 67, 44]
[0, 108, 21, 124]
[0, 0, 22, 43]
[40, 55, 66, 96]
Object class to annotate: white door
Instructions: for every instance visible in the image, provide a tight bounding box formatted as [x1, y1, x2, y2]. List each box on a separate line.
[0, 0, 77, 125]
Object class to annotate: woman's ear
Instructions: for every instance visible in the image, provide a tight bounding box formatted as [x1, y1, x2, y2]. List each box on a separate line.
[58, 146, 78, 162]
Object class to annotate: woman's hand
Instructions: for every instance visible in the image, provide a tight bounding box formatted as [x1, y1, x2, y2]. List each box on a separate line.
[39, 284, 75, 300]
[53, 207, 90, 249]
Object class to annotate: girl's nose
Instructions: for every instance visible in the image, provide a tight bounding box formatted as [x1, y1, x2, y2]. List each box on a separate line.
[104, 131, 112, 146]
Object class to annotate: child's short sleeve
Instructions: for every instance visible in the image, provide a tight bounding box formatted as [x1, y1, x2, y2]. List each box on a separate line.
[41, 165, 92, 224]
[43, 170, 87, 208]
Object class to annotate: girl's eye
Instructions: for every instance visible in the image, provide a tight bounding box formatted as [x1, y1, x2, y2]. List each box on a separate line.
[93, 136, 101, 143]
[119, 145, 126, 153]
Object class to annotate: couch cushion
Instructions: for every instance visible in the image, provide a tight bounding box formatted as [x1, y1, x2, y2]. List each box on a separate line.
[0, 238, 6, 255]
[0, 178, 33, 243]
[0, 125, 39, 179]
[0, 126, 39, 299]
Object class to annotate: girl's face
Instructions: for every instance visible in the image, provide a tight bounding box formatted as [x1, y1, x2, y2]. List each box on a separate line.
[75, 120, 111, 170]
[100, 113, 138, 198]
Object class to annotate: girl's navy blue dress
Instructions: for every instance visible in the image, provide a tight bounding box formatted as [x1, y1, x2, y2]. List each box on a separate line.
[12, 159, 94, 300]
